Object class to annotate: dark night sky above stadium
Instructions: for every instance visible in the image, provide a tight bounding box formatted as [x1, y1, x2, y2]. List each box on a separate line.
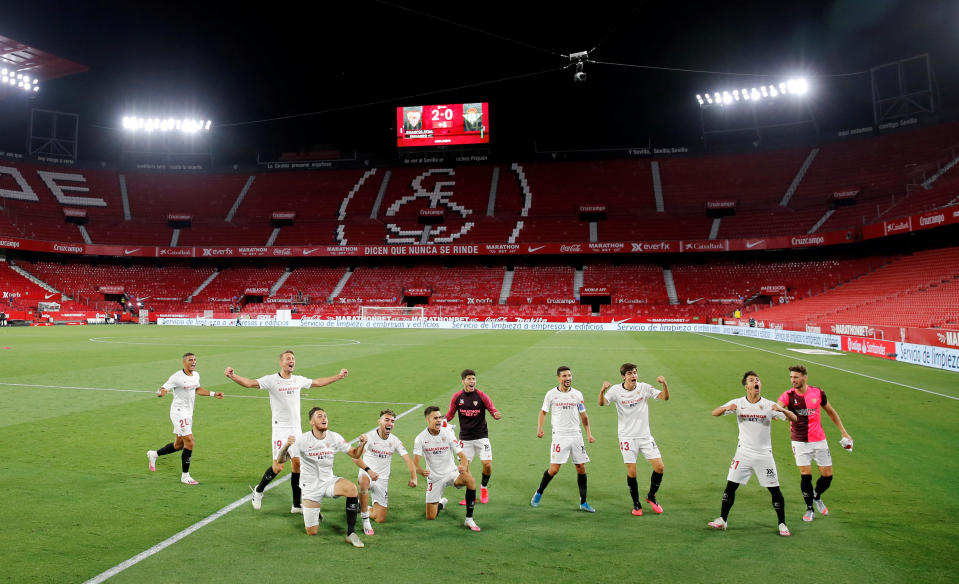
[2, 0, 957, 162]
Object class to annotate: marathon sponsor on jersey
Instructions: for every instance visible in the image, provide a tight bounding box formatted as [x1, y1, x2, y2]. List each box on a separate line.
[884, 218, 911, 235]
[0, 239, 20, 248]
[790, 235, 825, 246]
[683, 240, 728, 252]
[587, 242, 625, 252]
[560, 244, 582, 252]
[631, 241, 674, 252]
[158, 247, 194, 257]
[918, 213, 944, 227]
[53, 244, 83, 253]
[272, 211, 295, 220]
[484, 244, 520, 254]
[201, 247, 234, 256]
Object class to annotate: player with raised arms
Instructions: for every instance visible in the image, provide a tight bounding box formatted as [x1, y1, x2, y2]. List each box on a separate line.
[224, 350, 348, 513]
[598, 363, 670, 516]
[708, 371, 797, 536]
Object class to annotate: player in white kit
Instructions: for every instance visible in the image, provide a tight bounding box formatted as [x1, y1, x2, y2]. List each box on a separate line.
[707, 371, 797, 536]
[147, 352, 223, 485]
[598, 363, 670, 516]
[353, 409, 418, 535]
[531, 366, 597, 512]
[295, 407, 367, 547]
[413, 406, 480, 531]
[224, 350, 348, 513]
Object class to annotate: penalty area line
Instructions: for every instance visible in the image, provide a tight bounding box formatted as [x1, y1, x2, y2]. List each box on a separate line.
[83, 402, 423, 584]
[695, 333, 959, 401]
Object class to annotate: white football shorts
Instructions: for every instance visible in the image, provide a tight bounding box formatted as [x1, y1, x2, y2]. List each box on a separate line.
[550, 434, 590, 465]
[272, 425, 301, 460]
[300, 475, 343, 503]
[618, 437, 662, 464]
[170, 408, 193, 437]
[425, 469, 462, 504]
[726, 449, 780, 487]
[461, 438, 493, 462]
[358, 469, 391, 508]
[791, 439, 832, 467]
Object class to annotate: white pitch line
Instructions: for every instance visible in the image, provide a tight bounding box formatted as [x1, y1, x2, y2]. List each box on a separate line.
[0, 382, 422, 405]
[83, 402, 424, 584]
[695, 333, 959, 401]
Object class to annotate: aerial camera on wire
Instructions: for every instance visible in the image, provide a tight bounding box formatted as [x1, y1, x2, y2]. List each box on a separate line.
[570, 50, 588, 83]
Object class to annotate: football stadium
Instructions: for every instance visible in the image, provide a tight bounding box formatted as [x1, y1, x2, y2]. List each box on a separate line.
[0, 2, 957, 583]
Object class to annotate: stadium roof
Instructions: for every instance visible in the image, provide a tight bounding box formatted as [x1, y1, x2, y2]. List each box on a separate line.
[0, 34, 87, 79]
[0, 1, 956, 161]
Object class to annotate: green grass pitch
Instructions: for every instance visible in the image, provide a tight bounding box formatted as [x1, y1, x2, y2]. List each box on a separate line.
[1, 326, 957, 583]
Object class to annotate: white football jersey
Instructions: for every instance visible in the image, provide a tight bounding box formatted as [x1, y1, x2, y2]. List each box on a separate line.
[361, 429, 408, 479]
[541, 387, 587, 436]
[722, 396, 786, 455]
[162, 370, 201, 413]
[413, 426, 462, 477]
[257, 373, 311, 427]
[297, 429, 350, 484]
[604, 382, 661, 439]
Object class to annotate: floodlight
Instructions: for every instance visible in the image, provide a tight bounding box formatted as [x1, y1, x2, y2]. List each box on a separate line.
[705, 94, 713, 104]
[732, 90, 740, 101]
[751, 88, 760, 100]
[760, 86, 768, 97]
[769, 85, 778, 97]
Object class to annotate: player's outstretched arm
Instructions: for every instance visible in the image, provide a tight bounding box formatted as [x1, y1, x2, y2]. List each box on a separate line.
[224, 367, 259, 389]
[598, 381, 611, 406]
[157, 387, 168, 398]
[537, 410, 547, 438]
[310, 368, 348, 388]
[656, 376, 670, 401]
[823, 403, 851, 440]
[197, 386, 224, 399]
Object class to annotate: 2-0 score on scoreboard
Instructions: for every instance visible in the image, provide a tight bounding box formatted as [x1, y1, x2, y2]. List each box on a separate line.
[396, 102, 489, 147]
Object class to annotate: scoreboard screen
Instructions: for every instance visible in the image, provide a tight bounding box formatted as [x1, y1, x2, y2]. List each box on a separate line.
[396, 102, 489, 148]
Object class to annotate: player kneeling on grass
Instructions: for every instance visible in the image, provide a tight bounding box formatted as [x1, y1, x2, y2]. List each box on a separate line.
[296, 407, 368, 548]
[353, 409, 418, 536]
[413, 406, 481, 532]
[708, 371, 797, 537]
